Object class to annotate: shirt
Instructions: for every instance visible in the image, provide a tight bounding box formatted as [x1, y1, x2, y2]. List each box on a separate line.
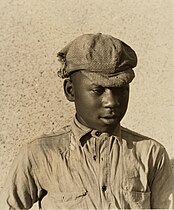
[0, 117, 174, 209]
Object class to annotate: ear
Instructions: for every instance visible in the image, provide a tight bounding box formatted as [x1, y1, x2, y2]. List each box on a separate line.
[63, 79, 75, 102]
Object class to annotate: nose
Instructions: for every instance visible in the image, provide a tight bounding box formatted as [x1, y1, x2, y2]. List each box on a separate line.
[102, 89, 120, 108]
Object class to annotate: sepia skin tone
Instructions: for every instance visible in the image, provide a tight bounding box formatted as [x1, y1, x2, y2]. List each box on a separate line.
[64, 71, 129, 134]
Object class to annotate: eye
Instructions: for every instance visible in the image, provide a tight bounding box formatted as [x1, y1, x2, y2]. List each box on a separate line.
[92, 87, 104, 95]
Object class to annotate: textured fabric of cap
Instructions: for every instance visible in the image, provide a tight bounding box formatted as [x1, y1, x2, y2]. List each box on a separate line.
[57, 33, 137, 86]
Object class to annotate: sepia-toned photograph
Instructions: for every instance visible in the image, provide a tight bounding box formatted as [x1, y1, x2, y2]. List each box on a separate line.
[0, 0, 173, 209]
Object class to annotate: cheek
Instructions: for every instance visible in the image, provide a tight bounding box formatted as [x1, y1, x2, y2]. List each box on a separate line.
[118, 94, 129, 112]
[121, 97, 129, 108]
[122, 95, 129, 104]
[75, 95, 100, 113]
[121, 91, 129, 104]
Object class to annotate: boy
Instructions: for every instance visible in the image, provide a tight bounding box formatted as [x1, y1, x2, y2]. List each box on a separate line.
[0, 33, 173, 209]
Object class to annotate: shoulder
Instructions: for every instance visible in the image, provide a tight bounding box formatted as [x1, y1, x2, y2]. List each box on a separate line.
[10, 125, 73, 172]
[27, 125, 72, 154]
[120, 126, 172, 176]
[120, 126, 165, 156]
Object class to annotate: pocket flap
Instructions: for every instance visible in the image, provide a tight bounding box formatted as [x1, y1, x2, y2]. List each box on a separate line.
[51, 190, 88, 202]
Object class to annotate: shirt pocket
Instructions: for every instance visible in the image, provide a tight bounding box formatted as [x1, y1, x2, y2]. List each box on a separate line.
[50, 189, 88, 209]
[123, 190, 151, 209]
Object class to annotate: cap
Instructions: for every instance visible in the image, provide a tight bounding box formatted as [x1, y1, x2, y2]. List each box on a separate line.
[57, 33, 137, 87]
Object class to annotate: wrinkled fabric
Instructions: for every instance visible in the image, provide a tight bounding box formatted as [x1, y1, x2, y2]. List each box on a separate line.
[0, 118, 174, 209]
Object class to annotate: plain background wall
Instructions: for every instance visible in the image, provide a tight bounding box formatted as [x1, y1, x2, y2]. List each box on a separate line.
[0, 0, 174, 198]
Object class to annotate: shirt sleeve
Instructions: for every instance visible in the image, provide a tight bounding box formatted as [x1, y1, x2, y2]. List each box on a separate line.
[0, 144, 39, 210]
[150, 147, 174, 209]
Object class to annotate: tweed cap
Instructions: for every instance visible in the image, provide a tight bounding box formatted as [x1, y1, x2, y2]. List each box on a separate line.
[57, 33, 137, 86]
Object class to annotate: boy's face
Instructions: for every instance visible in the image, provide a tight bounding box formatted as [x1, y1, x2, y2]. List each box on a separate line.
[65, 71, 129, 133]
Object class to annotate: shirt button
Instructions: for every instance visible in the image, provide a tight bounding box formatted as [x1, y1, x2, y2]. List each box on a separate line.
[95, 131, 101, 137]
[102, 185, 107, 192]
[93, 155, 97, 161]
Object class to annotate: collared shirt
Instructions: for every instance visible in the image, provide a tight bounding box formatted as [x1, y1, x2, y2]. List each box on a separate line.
[0, 118, 174, 209]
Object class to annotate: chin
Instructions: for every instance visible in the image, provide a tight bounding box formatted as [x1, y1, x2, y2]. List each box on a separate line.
[98, 123, 118, 133]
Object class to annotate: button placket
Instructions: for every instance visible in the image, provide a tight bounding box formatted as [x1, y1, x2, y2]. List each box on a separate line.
[98, 136, 109, 197]
[91, 136, 97, 161]
[91, 131, 101, 161]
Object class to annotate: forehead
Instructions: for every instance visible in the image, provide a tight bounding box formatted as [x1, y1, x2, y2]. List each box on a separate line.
[70, 71, 129, 88]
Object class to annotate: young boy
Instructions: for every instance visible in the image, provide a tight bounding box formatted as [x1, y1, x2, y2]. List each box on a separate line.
[0, 33, 173, 209]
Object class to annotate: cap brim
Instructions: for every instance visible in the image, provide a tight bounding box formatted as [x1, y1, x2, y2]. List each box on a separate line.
[81, 68, 135, 87]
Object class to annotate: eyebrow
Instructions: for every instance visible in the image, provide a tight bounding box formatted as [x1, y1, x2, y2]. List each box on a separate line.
[90, 84, 102, 87]
[90, 83, 129, 88]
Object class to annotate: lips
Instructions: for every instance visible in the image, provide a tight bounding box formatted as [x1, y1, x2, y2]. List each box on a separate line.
[101, 115, 117, 119]
[99, 114, 118, 124]
[100, 112, 117, 118]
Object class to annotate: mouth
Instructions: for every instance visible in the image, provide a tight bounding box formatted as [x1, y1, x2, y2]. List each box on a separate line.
[99, 115, 118, 124]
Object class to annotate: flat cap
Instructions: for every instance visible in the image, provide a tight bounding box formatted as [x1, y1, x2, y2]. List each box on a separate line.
[57, 33, 137, 86]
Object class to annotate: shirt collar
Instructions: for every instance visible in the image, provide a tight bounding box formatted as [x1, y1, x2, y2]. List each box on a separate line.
[71, 115, 121, 145]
